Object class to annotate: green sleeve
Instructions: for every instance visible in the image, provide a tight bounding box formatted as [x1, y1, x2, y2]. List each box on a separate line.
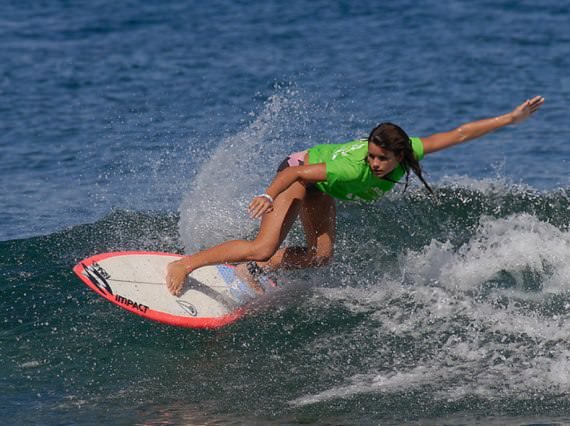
[410, 137, 424, 161]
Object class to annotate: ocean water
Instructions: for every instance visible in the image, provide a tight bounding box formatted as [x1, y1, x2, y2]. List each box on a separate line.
[1, 0, 570, 424]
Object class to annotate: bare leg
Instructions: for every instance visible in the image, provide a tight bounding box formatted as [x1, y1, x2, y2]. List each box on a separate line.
[166, 181, 306, 295]
[259, 189, 336, 271]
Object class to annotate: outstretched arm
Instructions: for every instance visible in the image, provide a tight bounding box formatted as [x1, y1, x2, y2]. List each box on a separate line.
[422, 96, 545, 155]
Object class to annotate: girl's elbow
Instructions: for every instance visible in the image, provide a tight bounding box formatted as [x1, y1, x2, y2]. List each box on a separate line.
[455, 127, 468, 143]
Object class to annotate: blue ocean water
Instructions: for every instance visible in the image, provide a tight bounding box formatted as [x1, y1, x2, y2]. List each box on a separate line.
[1, 0, 570, 424]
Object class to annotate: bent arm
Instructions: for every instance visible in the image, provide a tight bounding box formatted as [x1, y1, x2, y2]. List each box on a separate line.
[422, 96, 544, 155]
[248, 163, 327, 218]
[266, 163, 326, 198]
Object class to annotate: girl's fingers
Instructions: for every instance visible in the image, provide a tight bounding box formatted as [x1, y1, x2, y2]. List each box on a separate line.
[512, 96, 544, 123]
[248, 197, 273, 218]
[248, 199, 260, 214]
[254, 203, 269, 218]
[254, 204, 272, 219]
[249, 202, 262, 218]
[528, 96, 544, 109]
[530, 97, 544, 111]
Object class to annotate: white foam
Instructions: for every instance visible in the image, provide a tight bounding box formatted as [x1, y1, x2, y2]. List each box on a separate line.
[290, 213, 570, 407]
[19, 360, 41, 369]
[437, 173, 533, 194]
[291, 364, 436, 407]
[402, 213, 570, 294]
[292, 327, 570, 407]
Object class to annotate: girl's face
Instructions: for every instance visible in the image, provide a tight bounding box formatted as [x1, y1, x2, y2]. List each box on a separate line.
[367, 143, 403, 178]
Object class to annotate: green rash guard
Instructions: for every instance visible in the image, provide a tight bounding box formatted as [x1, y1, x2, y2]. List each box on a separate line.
[307, 137, 425, 202]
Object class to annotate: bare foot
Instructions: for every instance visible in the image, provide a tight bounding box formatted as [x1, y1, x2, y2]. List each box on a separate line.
[234, 263, 265, 295]
[166, 259, 190, 296]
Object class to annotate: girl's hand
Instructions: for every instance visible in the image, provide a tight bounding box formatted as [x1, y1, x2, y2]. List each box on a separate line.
[510, 96, 545, 124]
[166, 260, 189, 296]
[248, 194, 274, 219]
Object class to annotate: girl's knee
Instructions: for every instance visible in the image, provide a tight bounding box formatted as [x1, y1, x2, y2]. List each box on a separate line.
[313, 254, 333, 267]
[249, 241, 279, 262]
[309, 246, 333, 267]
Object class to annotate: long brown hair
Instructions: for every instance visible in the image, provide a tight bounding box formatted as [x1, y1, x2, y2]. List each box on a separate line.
[368, 122, 433, 194]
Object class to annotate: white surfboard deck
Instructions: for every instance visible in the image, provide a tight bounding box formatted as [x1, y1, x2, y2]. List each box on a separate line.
[73, 251, 275, 329]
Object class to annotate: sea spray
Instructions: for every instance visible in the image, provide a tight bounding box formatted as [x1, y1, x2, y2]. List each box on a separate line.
[178, 88, 315, 252]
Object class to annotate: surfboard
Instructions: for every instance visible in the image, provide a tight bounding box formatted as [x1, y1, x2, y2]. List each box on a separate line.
[72, 251, 275, 329]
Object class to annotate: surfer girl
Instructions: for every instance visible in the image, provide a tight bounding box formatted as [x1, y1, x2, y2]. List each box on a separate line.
[166, 96, 544, 296]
